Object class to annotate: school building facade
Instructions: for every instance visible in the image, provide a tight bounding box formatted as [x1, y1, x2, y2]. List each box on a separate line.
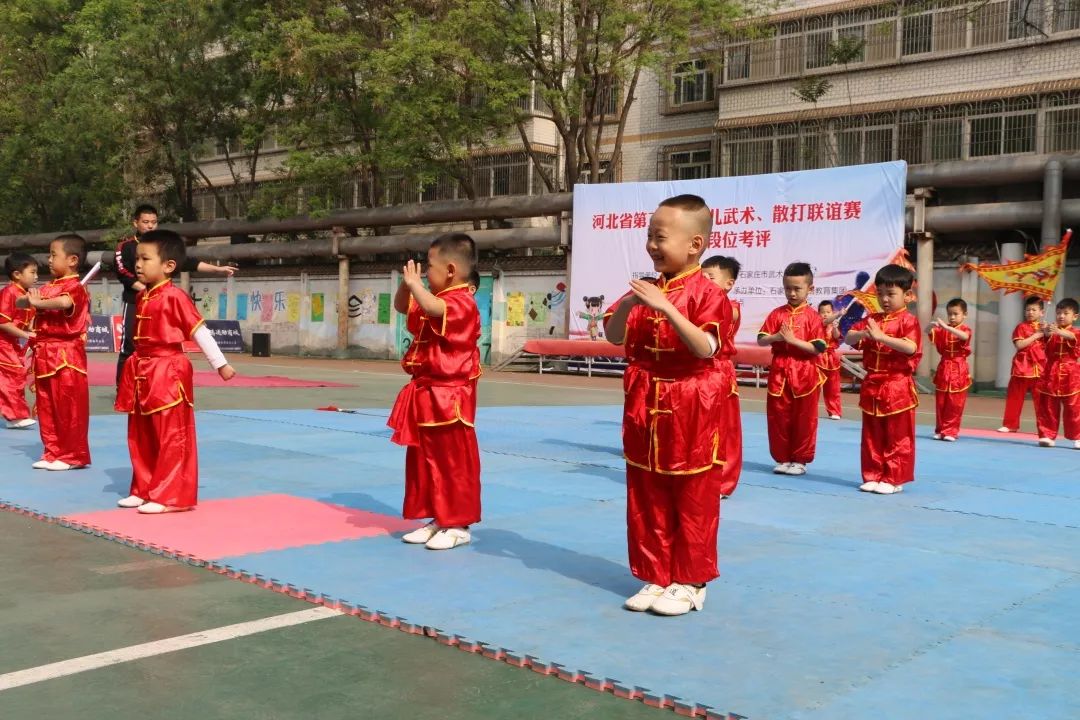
[181, 0, 1080, 385]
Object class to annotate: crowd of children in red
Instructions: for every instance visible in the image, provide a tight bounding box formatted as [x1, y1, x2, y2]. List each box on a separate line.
[1, 194, 1076, 619]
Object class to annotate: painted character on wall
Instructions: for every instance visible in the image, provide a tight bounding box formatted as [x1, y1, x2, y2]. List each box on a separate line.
[348, 288, 378, 324]
[543, 282, 566, 336]
[578, 295, 605, 341]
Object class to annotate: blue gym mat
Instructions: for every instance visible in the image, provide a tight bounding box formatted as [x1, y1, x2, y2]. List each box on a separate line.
[1, 405, 1077, 719]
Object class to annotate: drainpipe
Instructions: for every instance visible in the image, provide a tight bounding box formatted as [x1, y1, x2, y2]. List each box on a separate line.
[1042, 159, 1064, 302]
[913, 187, 934, 383]
[995, 237, 1025, 389]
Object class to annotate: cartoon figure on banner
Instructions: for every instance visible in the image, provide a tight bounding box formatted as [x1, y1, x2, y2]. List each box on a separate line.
[578, 295, 605, 340]
[543, 282, 566, 336]
[348, 288, 378, 324]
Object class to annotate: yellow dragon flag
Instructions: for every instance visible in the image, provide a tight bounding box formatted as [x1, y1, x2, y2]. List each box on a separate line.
[842, 248, 917, 313]
[960, 229, 1072, 301]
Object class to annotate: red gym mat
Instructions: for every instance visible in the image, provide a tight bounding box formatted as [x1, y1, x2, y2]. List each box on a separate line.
[64, 494, 419, 560]
[86, 361, 350, 388]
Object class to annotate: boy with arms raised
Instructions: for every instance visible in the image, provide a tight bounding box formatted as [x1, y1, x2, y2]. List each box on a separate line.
[605, 195, 732, 616]
[389, 233, 482, 550]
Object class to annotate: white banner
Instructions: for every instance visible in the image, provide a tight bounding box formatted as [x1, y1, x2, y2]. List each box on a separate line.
[569, 161, 906, 343]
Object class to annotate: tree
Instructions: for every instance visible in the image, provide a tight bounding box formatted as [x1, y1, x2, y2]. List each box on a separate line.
[0, 0, 128, 233]
[494, 0, 751, 192]
[71, 0, 282, 221]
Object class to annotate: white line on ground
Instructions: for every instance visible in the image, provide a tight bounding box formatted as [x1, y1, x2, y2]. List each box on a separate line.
[0, 607, 340, 692]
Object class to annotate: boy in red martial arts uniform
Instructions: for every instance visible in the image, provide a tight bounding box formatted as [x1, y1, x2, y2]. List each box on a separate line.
[817, 299, 843, 420]
[844, 264, 922, 495]
[1034, 297, 1080, 449]
[757, 262, 827, 476]
[998, 296, 1047, 433]
[701, 255, 742, 500]
[17, 235, 91, 471]
[389, 233, 482, 550]
[114, 230, 236, 513]
[0, 253, 38, 430]
[605, 194, 732, 616]
[928, 298, 973, 442]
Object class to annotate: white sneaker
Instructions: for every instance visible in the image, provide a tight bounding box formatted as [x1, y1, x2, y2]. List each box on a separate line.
[425, 527, 471, 550]
[44, 460, 74, 471]
[773, 462, 792, 474]
[859, 481, 881, 492]
[873, 483, 903, 495]
[786, 463, 807, 476]
[933, 433, 942, 440]
[650, 583, 706, 616]
[117, 495, 145, 508]
[829, 414, 842, 420]
[997, 426, 1012, 433]
[32, 459, 52, 470]
[1073, 440, 1080, 450]
[942, 435, 956, 442]
[137, 502, 170, 514]
[1038, 438, 1055, 448]
[624, 583, 667, 612]
[401, 523, 438, 544]
[6, 418, 36, 429]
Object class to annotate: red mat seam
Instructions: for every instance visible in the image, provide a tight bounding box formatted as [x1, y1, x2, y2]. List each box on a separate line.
[0, 499, 745, 720]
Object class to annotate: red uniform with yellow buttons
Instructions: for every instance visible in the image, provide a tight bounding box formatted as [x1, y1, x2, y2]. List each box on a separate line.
[930, 324, 973, 438]
[818, 323, 843, 418]
[31, 275, 91, 466]
[1001, 321, 1047, 431]
[1034, 327, 1080, 441]
[604, 267, 732, 587]
[758, 303, 827, 465]
[849, 310, 922, 486]
[388, 285, 482, 527]
[715, 297, 742, 497]
[115, 280, 206, 508]
[0, 283, 34, 421]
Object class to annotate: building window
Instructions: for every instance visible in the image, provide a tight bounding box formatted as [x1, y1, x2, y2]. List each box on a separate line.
[724, 44, 750, 81]
[664, 145, 713, 180]
[1045, 93, 1080, 152]
[671, 60, 715, 107]
[594, 75, 619, 116]
[1055, 0, 1080, 31]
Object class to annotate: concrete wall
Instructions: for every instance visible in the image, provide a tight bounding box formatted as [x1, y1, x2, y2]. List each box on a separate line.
[86, 269, 569, 362]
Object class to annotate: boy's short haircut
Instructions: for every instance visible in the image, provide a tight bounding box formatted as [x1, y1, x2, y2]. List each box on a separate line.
[874, 263, 915, 291]
[4, 252, 37, 278]
[467, 268, 480, 288]
[138, 229, 188, 270]
[783, 261, 813, 283]
[430, 232, 477, 274]
[1025, 296, 1045, 309]
[945, 297, 967, 313]
[132, 203, 159, 220]
[818, 299, 834, 311]
[53, 234, 87, 268]
[1056, 297, 1079, 314]
[658, 194, 712, 239]
[701, 255, 741, 279]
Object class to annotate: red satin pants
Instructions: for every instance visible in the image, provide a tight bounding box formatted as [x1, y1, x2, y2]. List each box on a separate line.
[128, 402, 198, 508]
[36, 368, 90, 466]
[860, 409, 915, 486]
[404, 421, 481, 527]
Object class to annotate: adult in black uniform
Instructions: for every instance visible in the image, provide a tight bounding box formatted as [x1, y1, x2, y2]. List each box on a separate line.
[114, 204, 236, 384]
